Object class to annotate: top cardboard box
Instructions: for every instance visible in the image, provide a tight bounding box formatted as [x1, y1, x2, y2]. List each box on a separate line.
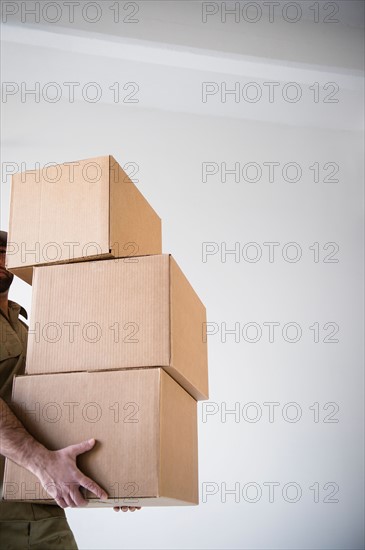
[6, 155, 162, 285]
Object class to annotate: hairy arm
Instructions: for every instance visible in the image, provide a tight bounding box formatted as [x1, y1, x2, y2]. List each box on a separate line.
[0, 397, 108, 508]
[0, 397, 47, 473]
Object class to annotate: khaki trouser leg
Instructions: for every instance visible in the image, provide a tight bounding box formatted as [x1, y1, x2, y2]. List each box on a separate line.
[0, 517, 78, 550]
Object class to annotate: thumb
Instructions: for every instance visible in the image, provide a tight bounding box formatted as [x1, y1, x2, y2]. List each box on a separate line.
[68, 438, 96, 457]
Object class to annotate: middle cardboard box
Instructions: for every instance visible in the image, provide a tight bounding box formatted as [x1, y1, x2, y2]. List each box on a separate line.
[26, 254, 208, 401]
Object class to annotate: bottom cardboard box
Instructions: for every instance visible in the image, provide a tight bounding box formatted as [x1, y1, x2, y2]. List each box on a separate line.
[3, 368, 198, 507]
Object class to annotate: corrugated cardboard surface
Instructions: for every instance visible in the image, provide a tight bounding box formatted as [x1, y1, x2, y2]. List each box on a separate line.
[27, 255, 170, 373]
[170, 257, 209, 400]
[26, 255, 208, 401]
[109, 156, 162, 259]
[7, 156, 110, 272]
[160, 370, 198, 504]
[3, 369, 198, 506]
[7, 155, 162, 284]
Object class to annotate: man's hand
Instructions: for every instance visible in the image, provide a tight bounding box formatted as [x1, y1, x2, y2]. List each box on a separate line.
[1, 398, 144, 510]
[113, 506, 141, 512]
[33, 438, 108, 508]
[0, 398, 108, 508]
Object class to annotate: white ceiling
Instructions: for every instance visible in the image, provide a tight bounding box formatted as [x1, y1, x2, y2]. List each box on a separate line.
[1, 0, 364, 68]
[0, 0, 364, 134]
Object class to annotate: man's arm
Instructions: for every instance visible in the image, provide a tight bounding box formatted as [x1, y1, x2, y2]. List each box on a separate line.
[0, 397, 108, 508]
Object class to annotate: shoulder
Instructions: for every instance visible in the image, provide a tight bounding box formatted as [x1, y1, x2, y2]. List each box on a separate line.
[8, 300, 28, 321]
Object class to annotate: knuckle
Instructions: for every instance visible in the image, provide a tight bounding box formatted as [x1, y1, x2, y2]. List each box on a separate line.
[75, 495, 88, 507]
[83, 479, 95, 492]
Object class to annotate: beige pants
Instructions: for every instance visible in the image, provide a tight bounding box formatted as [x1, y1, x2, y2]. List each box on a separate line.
[0, 516, 78, 550]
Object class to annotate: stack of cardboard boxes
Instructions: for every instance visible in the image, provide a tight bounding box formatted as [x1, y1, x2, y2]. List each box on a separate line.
[3, 155, 208, 507]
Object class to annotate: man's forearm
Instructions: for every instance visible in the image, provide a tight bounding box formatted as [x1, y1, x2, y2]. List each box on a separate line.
[0, 397, 49, 476]
[0, 397, 108, 507]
